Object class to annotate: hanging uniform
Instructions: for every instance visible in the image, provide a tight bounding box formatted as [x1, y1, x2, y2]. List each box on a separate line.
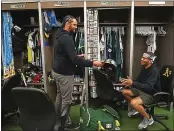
[146, 31, 157, 53]
[113, 30, 121, 82]
[119, 29, 124, 69]
[74, 30, 85, 78]
[27, 32, 35, 63]
[115, 30, 122, 66]
[75, 32, 80, 51]
[2, 12, 15, 79]
[77, 32, 85, 54]
[100, 27, 124, 82]
[106, 32, 112, 59]
[99, 28, 106, 60]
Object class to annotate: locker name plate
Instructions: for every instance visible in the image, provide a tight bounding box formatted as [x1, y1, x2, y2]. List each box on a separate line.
[10, 4, 26, 9]
[100, 1, 117, 6]
[54, 1, 70, 7]
[149, 1, 165, 5]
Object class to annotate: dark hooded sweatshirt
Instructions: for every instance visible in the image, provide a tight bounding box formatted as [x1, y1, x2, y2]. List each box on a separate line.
[52, 28, 93, 75]
[132, 64, 161, 95]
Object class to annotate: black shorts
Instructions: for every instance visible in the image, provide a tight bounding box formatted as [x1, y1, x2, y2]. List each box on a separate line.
[130, 88, 154, 105]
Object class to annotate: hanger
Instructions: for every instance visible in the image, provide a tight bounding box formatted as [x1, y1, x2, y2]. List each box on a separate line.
[78, 27, 84, 33]
[136, 26, 139, 34]
[25, 29, 33, 36]
[157, 26, 162, 36]
[112, 27, 116, 32]
[122, 27, 125, 35]
[33, 28, 39, 32]
[80, 27, 84, 33]
[108, 27, 112, 33]
[160, 26, 166, 36]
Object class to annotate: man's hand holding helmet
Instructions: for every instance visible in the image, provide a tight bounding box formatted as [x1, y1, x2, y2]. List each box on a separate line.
[93, 61, 104, 67]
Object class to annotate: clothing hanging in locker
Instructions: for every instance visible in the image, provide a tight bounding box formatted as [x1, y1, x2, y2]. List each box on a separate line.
[99, 27, 124, 62]
[27, 29, 42, 67]
[43, 10, 61, 39]
[135, 26, 166, 54]
[2, 12, 15, 80]
[99, 27, 124, 82]
[73, 28, 85, 78]
[87, 9, 99, 60]
[146, 31, 156, 53]
[75, 27, 84, 55]
[43, 10, 61, 31]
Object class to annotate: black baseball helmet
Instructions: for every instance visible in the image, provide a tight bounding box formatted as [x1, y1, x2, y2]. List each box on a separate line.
[102, 59, 117, 72]
[101, 59, 117, 82]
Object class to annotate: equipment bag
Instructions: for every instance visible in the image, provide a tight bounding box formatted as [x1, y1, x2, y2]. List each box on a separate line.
[80, 105, 121, 131]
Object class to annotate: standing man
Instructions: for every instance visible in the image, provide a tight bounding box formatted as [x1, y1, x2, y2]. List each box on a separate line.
[120, 52, 161, 129]
[52, 15, 104, 131]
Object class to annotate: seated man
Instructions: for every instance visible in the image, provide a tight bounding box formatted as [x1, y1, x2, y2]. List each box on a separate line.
[120, 52, 161, 129]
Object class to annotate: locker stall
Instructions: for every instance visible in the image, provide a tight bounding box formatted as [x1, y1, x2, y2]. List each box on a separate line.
[1, 2, 45, 89]
[85, 2, 133, 106]
[40, 1, 85, 103]
[87, 2, 132, 78]
[98, 8, 132, 79]
[133, 2, 174, 79]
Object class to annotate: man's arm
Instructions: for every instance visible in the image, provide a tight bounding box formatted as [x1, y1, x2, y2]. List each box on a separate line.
[62, 35, 93, 67]
[132, 69, 158, 93]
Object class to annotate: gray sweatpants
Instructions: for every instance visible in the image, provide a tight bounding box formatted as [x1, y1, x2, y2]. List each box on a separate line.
[52, 70, 74, 125]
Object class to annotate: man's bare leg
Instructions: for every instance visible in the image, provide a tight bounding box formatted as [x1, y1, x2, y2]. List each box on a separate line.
[121, 89, 135, 102]
[130, 97, 150, 119]
[121, 89, 138, 113]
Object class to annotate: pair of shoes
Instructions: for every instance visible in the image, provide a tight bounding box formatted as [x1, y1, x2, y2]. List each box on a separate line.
[138, 116, 154, 129]
[128, 109, 139, 117]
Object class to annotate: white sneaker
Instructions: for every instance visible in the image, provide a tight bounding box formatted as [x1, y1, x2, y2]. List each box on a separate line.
[138, 116, 154, 129]
[128, 109, 139, 117]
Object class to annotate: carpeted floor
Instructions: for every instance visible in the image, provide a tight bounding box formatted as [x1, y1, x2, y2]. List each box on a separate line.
[2, 105, 174, 131]
[118, 107, 174, 131]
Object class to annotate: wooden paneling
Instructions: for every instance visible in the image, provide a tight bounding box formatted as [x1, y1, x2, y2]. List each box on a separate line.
[2, 2, 38, 10]
[87, 1, 131, 7]
[41, 1, 84, 9]
[135, 1, 174, 6]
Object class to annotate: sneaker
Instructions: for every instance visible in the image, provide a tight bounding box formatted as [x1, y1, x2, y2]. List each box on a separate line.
[138, 116, 154, 129]
[128, 109, 139, 117]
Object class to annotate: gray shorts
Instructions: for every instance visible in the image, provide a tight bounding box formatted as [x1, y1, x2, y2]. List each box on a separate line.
[130, 88, 154, 105]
